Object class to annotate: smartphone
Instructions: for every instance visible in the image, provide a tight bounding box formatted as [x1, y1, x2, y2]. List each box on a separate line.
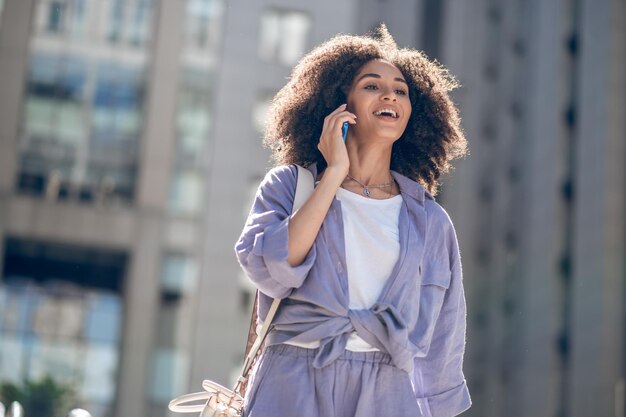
[342, 121, 349, 142]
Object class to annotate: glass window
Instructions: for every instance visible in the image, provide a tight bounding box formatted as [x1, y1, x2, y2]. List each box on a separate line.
[258, 9, 311, 65]
[184, 0, 224, 52]
[169, 0, 225, 217]
[85, 62, 145, 199]
[149, 252, 198, 405]
[168, 169, 203, 215]
[81, 344, 118, 403]
[28, 340, 81, 384]
[0, 336, 25, 385]
[149, 348, 189, 402]
[107, 0, 124, 43]
[33, 293, 85, 340]
[57, 101, 85, 145]
[161, 254, 198, 294]
[24, 53, 87, 147]
[34, 0, 154, 47]
[176, 69, 213, 160]
[47, 1, 66, 33]
[0, 285, 122, 417]
[19, 53, 98, 197]
[169, 70, 215, 217]
[91, 63, 142, 143]
[1, 285, 39, 334]
[176, 104, 210, 155]
[107, 0, 154, 47]
[21, 54, 76, 184]
[18, 55, 146, 202]
[1, 238, 126, 417]
[84, 293, 122, 344]
[130, 0, 152, 46]
[69, 0, 88, 40]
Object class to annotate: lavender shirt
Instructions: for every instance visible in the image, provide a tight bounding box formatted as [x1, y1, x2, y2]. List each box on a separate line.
[235, 164, 471, 416]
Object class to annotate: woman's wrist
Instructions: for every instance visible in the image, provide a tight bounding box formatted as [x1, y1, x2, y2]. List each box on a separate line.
[319, 165, 348, 188]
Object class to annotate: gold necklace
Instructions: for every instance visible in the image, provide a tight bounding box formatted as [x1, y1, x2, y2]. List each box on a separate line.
[345, 174, 394, 198]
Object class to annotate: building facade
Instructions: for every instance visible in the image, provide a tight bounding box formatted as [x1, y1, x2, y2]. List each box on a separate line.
[1, 0, 624, 417]
[437, 1, 626, 417]
[0, 0, 226, 416]
[0, 0, 394, 416]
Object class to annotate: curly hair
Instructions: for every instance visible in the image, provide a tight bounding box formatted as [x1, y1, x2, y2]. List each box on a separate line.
[263, 24, 468, 196]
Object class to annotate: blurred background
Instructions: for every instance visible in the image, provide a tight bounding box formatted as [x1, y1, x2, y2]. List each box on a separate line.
[0, 0, 624, 416]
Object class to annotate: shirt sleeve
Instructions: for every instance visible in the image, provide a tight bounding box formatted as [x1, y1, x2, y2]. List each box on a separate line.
[412, 219, 471, 417]
[234, 165, 317, 299]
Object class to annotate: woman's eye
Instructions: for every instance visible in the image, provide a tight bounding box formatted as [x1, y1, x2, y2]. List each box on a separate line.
[363, 84, 407, 96]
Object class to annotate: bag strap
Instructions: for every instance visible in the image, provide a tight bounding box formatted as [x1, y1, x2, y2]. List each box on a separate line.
[238, 164, 314, 388]
[293, 164, 315, 213]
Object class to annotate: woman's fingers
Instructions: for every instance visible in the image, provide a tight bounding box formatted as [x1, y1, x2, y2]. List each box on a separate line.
[325, 112, 357, 144]
[318, 105, 358, 173]
[326, 103, 347, 119]
[322, 104, 347, 132]
[330, 111, 358, 129]
[321, 106, 357, 143]
[320, 113, 356, 148]
[323, 104, 357, 126]
[324, 107, 357, 134]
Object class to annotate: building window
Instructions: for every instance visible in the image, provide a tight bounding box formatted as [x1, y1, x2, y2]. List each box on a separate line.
[176, 69, 213, 160]
[47, 1, 66, 33]
[69, 0, 87, 40]
[19, 0, 156, 204]
[20, 53, 87, 197]
[149, 348, 189, 403]
[0, 237, 126, 417]
[258, 9, 311, 66]
[185, 0, 224, 52]
[168, 69, 216, 217]
[160, 254, 198, 294]
[107, 0, 155, 47]
[148, 254, 197, 407]
[167, 0, 225, 218]
[107, 0, 124, 43]
[168, 169, 203, 215]
[91, 62, 143, 145]
[18, 53, 144, 204]
[130, 0, 152, 46]
[36, 0, 90, 40]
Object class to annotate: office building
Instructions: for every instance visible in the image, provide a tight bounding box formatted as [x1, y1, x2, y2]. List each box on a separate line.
[2, 1, 624, 417]
[438, 1, 625, 417]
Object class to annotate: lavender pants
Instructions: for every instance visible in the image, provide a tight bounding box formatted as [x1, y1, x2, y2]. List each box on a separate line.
[242, 344, 424, 417]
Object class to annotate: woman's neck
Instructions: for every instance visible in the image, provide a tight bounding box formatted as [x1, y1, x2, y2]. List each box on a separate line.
[345, 139, 393, 185]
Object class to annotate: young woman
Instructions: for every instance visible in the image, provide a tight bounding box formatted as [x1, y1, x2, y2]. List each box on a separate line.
[235, 24, 471, 417]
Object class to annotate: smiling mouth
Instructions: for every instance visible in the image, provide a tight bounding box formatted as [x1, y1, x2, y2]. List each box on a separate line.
[373, 108, 399, 118]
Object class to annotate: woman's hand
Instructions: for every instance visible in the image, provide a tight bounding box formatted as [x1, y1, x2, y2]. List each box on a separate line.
[317, 104, 356, 176]
[284, 105, 355, 267]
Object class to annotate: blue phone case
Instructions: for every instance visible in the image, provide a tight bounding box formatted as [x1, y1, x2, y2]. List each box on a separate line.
[342, 122, 349, 142]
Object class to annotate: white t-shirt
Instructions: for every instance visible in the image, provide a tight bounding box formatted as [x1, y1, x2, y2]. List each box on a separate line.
[284, 186, 403, 351]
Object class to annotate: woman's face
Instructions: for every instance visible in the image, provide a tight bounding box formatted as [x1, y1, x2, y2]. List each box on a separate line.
[346, 60, 412, 143]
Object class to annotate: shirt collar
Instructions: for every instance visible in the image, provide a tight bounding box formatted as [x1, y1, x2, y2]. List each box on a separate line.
[391, 170, 431, 205]
[305, 163, 432, 206]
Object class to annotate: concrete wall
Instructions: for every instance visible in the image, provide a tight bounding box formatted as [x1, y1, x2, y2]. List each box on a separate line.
[440, 1, 626, 416]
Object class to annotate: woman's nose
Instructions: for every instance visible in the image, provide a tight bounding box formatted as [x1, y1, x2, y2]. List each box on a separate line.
[380, 87, 397, 101]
